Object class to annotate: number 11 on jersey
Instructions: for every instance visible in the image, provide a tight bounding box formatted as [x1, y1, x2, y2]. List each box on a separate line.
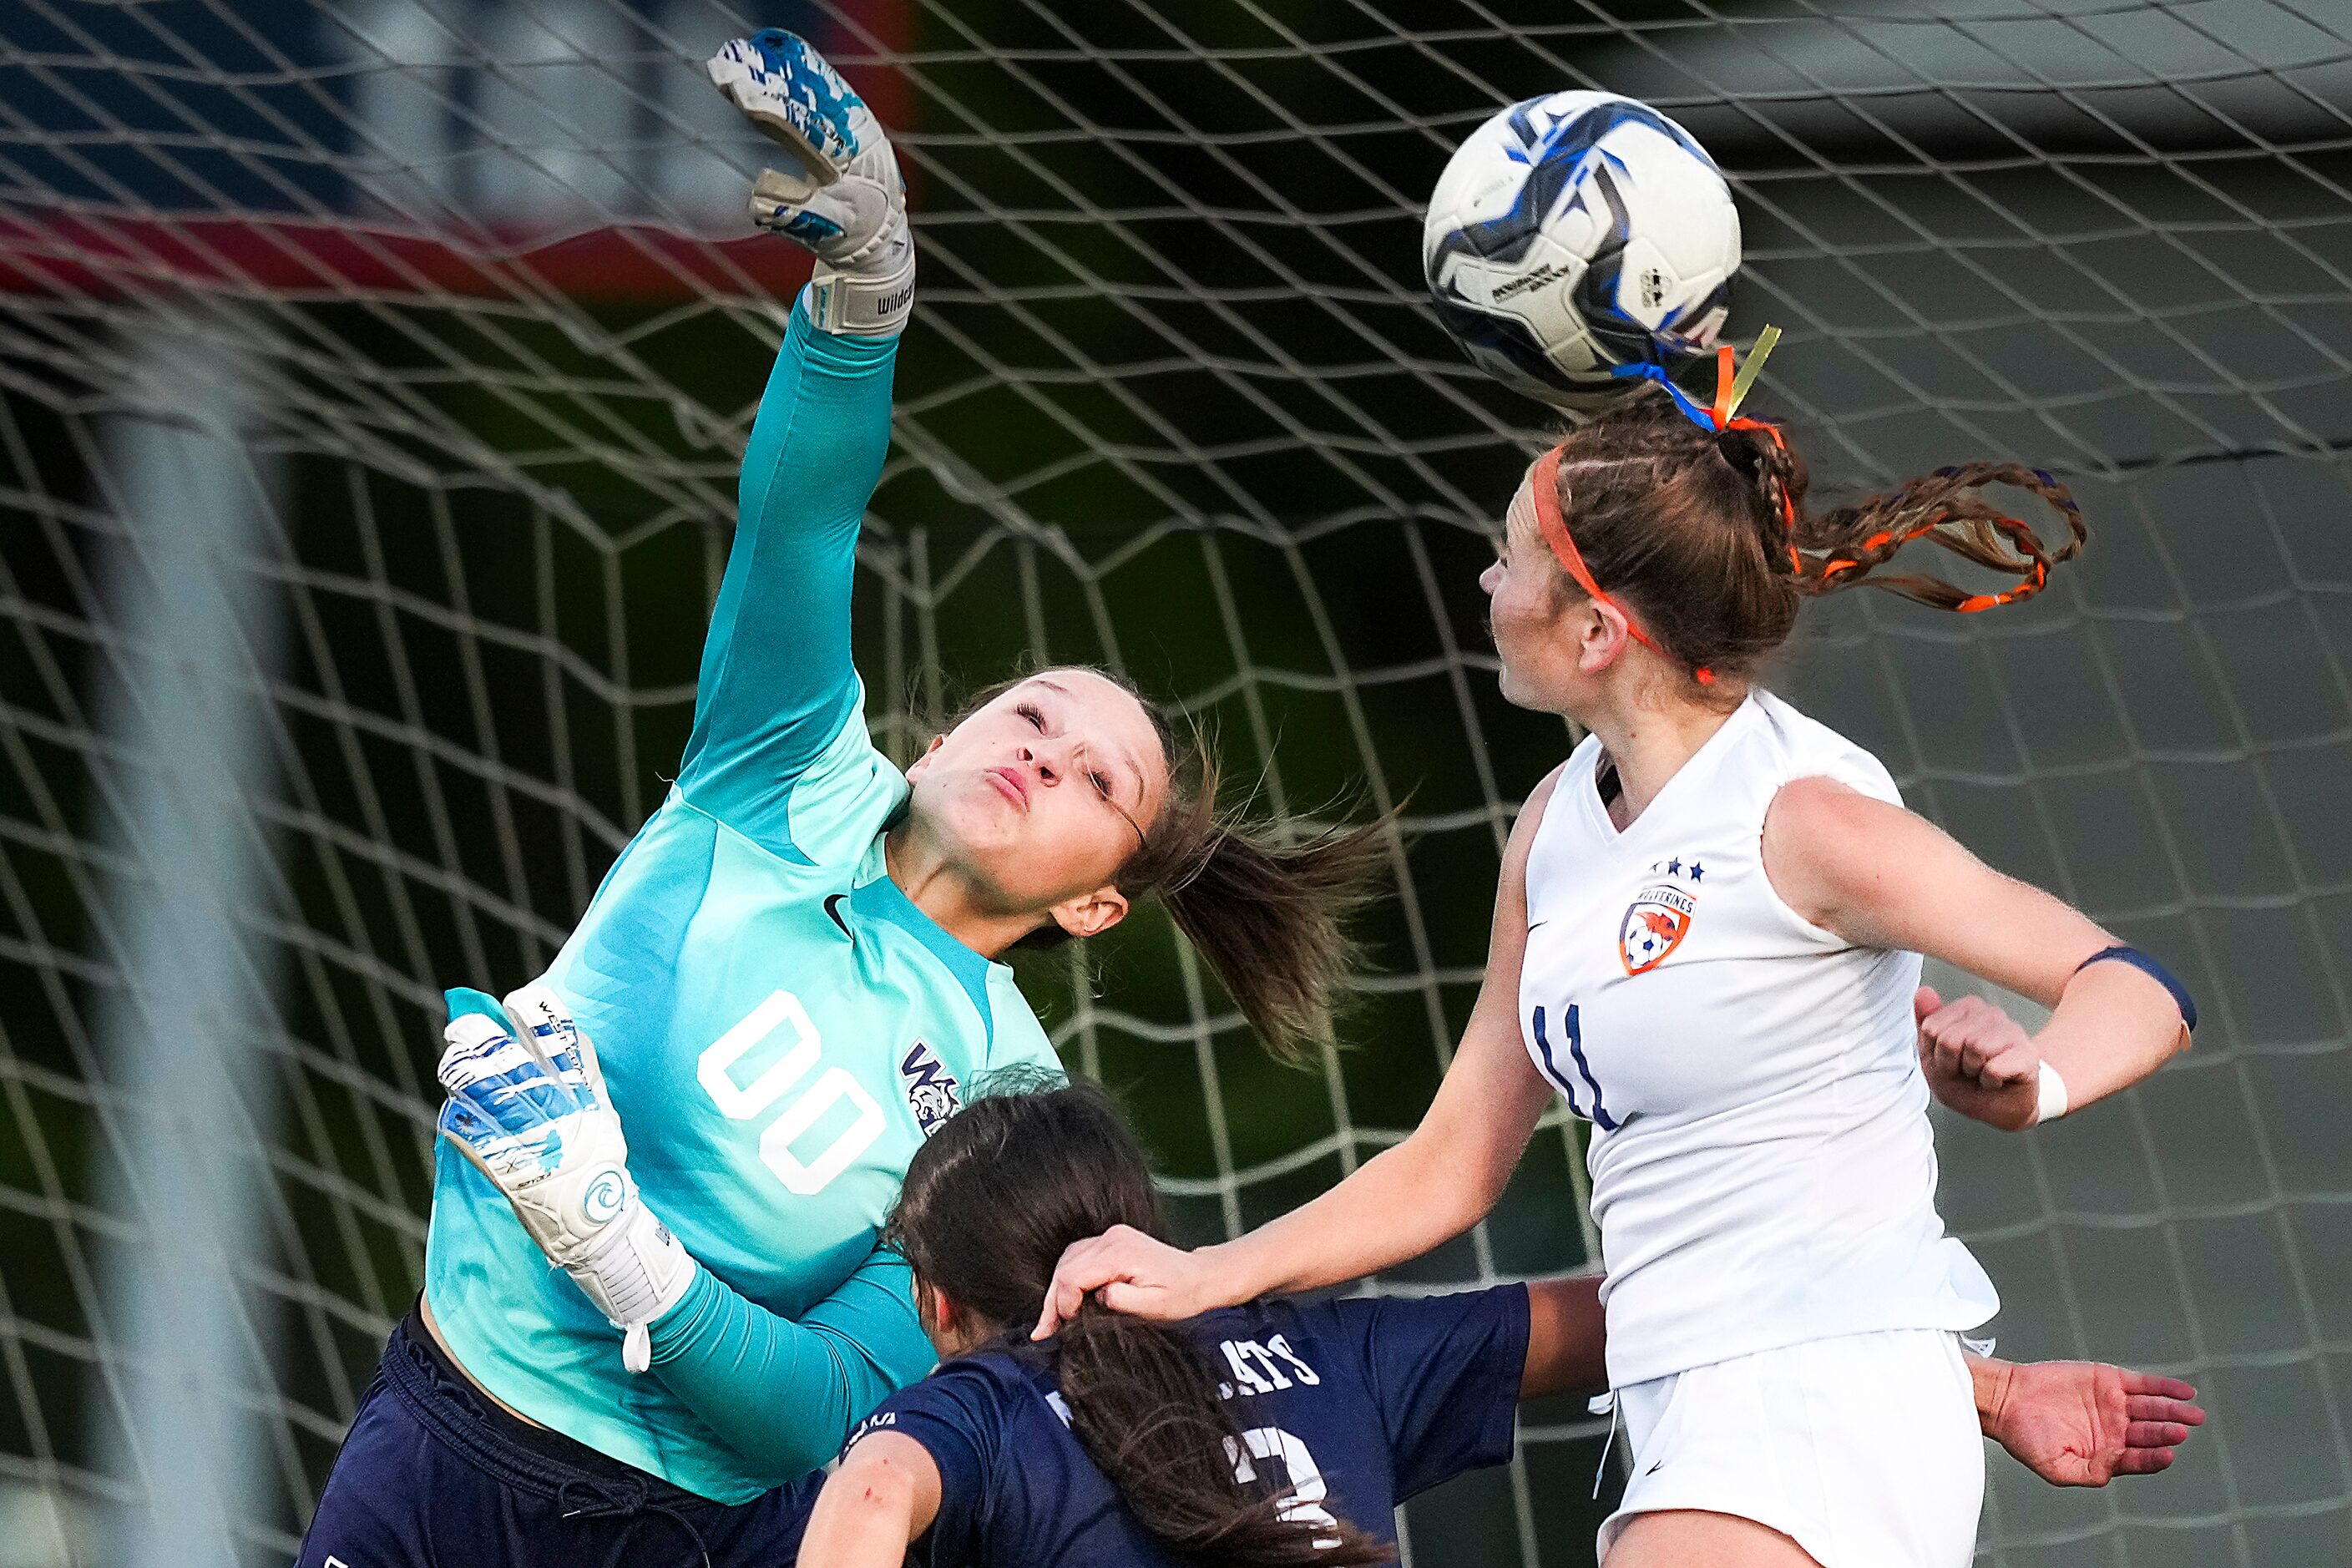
[1530, 1003, 1617, 1131]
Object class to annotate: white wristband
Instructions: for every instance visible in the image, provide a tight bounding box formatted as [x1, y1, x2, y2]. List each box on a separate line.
[806, 249, 916, 337]
[2033, 1061, 2070, 1125]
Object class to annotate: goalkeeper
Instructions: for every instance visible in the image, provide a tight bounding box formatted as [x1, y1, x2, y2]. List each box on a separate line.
[295, 28, 1384, 1568]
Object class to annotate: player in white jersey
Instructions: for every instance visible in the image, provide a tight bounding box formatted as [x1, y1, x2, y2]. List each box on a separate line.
[1034, 356, 2200, 1568]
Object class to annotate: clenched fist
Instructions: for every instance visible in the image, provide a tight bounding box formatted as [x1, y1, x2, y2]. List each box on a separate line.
[1915, 985, 2044, 1131]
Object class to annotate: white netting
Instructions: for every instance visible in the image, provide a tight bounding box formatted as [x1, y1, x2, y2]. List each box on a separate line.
[3, 2, 2349, 1564]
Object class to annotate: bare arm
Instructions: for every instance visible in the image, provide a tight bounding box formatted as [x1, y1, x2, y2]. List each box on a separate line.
[1518, 1274, 1607, 1400]
[800, 1431, 941, 1568]
[1763, 776, 2190, 1129]
[1034, 770, 1566, 1334]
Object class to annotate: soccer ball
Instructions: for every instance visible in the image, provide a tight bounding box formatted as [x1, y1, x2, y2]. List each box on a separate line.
[1423, 92, 1741, 407]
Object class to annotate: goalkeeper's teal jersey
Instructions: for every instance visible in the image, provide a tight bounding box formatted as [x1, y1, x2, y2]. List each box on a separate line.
[422, 303, 1061, 1503]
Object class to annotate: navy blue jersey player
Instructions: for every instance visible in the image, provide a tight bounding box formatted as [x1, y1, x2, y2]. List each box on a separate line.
[795, 1081, 2206, 1568]
[859, 1288, 1527, 1565]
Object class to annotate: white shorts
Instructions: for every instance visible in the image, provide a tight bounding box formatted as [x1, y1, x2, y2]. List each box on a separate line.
[1596, 1329, 1984, 1568]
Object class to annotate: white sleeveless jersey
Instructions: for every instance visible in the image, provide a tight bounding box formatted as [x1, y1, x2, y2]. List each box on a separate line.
[1518, 691, 1997, 1388]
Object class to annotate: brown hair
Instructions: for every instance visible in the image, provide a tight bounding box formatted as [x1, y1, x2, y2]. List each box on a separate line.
[885, 1076, 1392, 1566]
[1541, 385, 2088, 688]
[959, 675, 1390, 1066]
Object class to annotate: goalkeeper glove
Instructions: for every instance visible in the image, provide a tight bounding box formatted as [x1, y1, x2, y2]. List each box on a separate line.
[706, 28, 914, 337]
[436, 984, 694, 1373]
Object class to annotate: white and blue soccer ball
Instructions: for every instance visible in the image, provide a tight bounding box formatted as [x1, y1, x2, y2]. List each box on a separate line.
[1423, 92, 1741, 406]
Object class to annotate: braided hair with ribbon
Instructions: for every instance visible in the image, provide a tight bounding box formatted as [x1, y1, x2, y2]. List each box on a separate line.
[1534, 336, 2087, 690]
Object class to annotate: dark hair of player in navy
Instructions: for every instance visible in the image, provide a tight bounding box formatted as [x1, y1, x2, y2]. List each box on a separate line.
[1543, 382, 2089, 694]
[951, 674, 1390, 1066]
[883, 1077, 1393, 1566]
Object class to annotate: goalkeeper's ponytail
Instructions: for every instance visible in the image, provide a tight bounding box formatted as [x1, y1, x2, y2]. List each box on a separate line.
[1118, 719, 1391, 1067]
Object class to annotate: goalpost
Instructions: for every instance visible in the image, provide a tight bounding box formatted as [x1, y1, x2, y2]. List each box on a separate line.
[2, 2, 2349, 1565]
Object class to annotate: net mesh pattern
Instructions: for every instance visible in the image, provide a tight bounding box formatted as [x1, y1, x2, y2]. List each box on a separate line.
[3, 1, 2349, 1563]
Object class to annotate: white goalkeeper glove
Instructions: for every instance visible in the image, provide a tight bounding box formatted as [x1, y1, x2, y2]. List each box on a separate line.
[706, 28, 914, 336]
[436, 984, 694, 1373]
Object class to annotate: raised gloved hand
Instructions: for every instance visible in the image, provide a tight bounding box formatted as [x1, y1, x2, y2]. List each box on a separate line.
[437, 984, 694, 1372]
[706, 28, 914, 336]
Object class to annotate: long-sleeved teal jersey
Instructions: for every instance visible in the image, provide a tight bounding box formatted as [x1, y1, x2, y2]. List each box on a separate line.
[422, 298, 1063, 1503]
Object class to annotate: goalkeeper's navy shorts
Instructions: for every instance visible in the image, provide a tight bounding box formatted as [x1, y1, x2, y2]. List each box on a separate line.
[295, 1304, 819, 1568]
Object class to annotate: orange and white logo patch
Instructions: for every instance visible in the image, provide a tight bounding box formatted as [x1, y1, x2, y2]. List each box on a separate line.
[1618, 884, 1697, 975]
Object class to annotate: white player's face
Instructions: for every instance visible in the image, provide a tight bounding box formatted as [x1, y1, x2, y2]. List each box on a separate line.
[905, 669, 1170, 929]
[1481, 466, 1590, 713]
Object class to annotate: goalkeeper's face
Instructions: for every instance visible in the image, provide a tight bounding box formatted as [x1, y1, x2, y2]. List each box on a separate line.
[903, 670, 1171, 935]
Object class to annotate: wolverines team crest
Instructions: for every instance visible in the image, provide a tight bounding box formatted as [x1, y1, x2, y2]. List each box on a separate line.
[1619, 857, 1702, 974]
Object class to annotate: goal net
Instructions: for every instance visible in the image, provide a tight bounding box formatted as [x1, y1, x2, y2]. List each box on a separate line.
[3, 2, 2348, 1564]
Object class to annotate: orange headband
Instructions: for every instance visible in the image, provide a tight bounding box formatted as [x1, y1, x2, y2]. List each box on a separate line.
[1529, 446, 1717, 686]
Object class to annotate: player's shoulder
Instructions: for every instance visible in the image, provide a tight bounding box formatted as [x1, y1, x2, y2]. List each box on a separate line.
[1192, 1284, 1523, 1374]
[1508, 748, 1600, 917]
[1505, 751, 1583, 874]
[1523, 744, 1588, 827]
[1308, 1281, 1530, 1343]
[1191, 1296, 1337, 1357]
[982, 972, 1060, 1071]
[852, 1345, 1076, 1556]
[1745, 690, 1901, 807]
[908, 1343, 1039, 1400]
[780, 678, 908, 859]
[864, 1343, 1046, 1444]
[1203, 1291, 1358, 1342]
[1198, 1287, 1529, 1456]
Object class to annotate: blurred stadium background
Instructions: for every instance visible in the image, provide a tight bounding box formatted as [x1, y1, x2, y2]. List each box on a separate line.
[2, 0, 2349, 1564]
